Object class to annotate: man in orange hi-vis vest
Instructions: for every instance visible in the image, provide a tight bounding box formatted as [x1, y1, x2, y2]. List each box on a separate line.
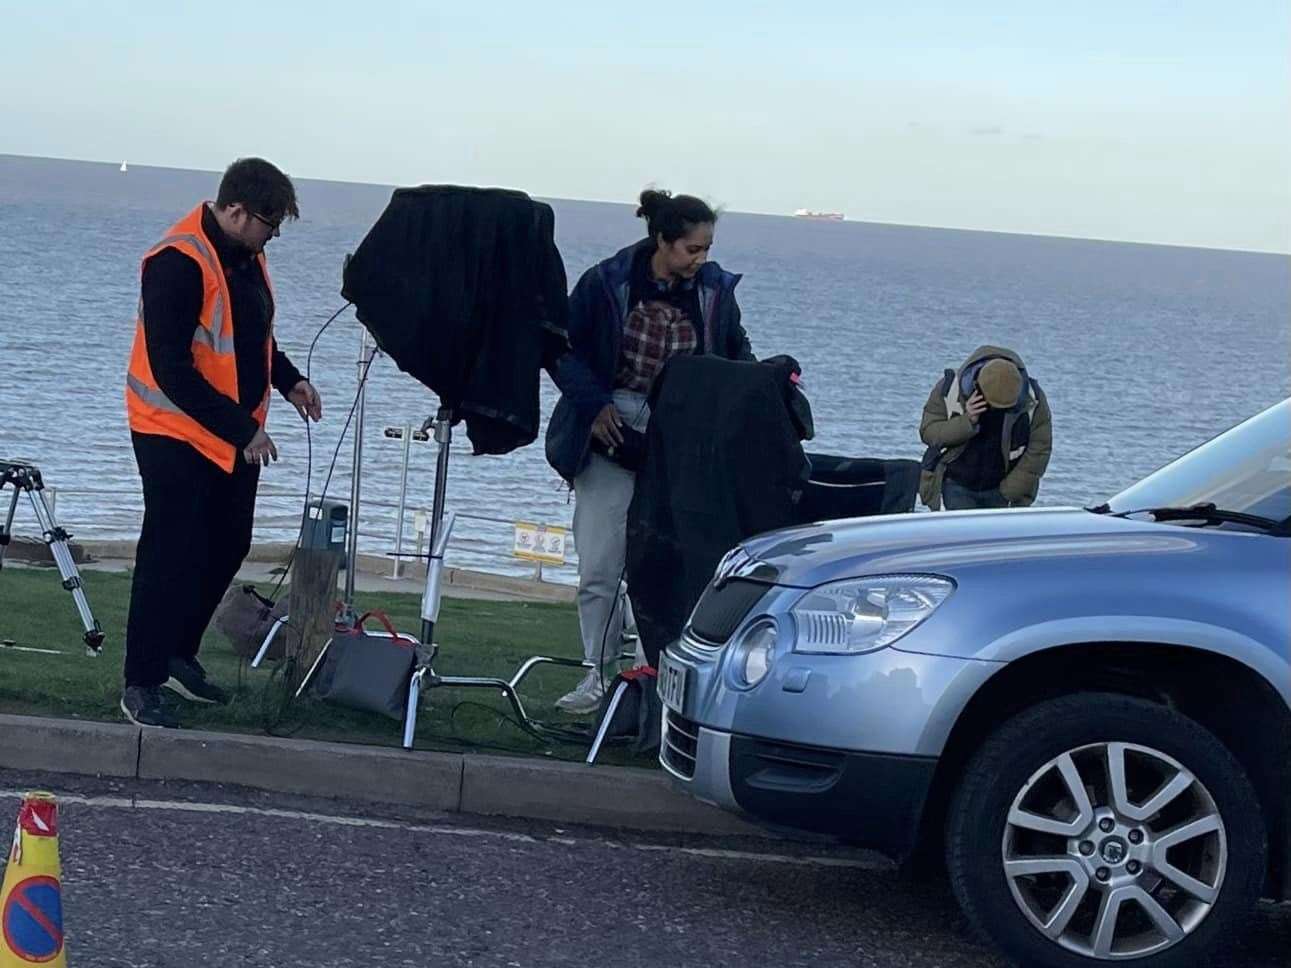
[122, 158, 322, 728]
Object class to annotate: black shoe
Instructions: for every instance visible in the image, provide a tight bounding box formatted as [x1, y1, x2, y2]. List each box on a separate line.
[164, 656, 230, 705]
[121, 686, 180, 728]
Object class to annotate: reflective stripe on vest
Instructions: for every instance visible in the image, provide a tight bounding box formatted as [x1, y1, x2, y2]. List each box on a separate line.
[125, 373, 184, 414]
[152, 232, 236, 354]
[190, 292, 235, 353]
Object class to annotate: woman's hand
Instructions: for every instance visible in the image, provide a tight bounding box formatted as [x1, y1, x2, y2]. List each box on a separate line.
[590, 403, 624, 447]
[964, 391, 989, 424]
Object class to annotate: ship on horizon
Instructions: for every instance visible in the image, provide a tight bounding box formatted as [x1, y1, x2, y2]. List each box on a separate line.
[793, 208, 844, 221]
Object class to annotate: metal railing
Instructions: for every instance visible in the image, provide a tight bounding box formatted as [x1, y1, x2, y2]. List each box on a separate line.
[12, 417, 576, 583]
[27, 483, 577, 584]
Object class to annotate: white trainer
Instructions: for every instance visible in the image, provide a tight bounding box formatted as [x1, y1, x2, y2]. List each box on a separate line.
[555, 669, 609, 715]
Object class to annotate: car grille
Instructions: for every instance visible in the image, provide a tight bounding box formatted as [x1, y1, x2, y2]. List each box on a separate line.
[688, 577, 772, 645]
[661, 710, 700, 779]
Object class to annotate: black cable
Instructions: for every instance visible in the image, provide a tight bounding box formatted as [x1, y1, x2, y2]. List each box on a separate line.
[448, 699, 594, 751]
[264, 302, 351, 606]
[265, 346, 375, 636]
[223, 302, 345, 722]
[260, 310, 379, 732]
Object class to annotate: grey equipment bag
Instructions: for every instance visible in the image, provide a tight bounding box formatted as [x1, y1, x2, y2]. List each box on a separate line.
[312, 611, 418, 721]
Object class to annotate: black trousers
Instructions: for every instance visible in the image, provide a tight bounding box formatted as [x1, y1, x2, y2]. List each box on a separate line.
[124, 433, 259, 687]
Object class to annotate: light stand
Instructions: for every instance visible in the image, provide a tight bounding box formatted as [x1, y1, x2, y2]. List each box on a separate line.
[399, 408, 587, 750]
[338, 327, 378, 629]
[285, 349, 589, 749]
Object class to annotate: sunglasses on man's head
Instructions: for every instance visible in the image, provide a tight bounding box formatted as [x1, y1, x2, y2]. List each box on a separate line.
[251, 211, 283, 231]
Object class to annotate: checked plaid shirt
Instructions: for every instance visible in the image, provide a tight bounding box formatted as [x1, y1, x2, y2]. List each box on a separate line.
[615, 300, 698, 392]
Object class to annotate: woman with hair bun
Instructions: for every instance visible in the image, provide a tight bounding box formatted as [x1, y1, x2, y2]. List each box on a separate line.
[546, 188, 754, 713]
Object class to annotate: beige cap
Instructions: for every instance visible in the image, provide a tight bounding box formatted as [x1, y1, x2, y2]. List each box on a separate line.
[977, 359, 1023, 409]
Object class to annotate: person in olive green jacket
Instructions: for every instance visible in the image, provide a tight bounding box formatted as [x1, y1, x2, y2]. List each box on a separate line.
[919, 345, 1052, 510]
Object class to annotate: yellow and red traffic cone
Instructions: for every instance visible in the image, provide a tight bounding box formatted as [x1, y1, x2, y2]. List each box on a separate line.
[0, 793, 65, 967]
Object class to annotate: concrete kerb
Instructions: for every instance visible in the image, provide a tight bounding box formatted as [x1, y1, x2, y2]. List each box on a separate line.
[0, 714, 138, 779]
[0, 714, 767, 837]
[137, 728, 464, 812]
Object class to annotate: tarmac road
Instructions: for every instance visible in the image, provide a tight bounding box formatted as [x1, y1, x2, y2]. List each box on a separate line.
[1, 771, 1287, 967]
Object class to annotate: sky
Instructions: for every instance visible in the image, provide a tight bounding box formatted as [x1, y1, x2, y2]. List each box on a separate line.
[1, 1, 1287, 252]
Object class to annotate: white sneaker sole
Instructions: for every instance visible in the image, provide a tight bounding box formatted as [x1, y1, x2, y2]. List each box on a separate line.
[555, 693, 604, 715]
[163, 677, 221, 705]
[119, 698, 176, 729]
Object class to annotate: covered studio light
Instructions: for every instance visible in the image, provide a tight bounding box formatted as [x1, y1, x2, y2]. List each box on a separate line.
[341, 185, 570, 456]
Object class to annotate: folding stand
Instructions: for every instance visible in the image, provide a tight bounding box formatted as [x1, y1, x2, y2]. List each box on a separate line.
[281, 338, 590, 748]
[398, 407, 588, 750]
[0, 461, 104, 655]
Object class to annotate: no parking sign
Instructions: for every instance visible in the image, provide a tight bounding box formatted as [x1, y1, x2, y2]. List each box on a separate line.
[2, 875, 63, 963]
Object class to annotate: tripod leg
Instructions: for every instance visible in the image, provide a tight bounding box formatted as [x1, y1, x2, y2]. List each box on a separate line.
[586, 679, 631, 765]
[251, 615, 289, 668]
[0, 478, 21, 570]
[402, 666, 425, 750]
[24, 487, 104, 655]
[295, 639, 332, 698]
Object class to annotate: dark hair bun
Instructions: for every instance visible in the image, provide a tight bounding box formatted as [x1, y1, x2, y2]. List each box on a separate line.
[636, 188, 672, 221]
[634, 188, 717, 243]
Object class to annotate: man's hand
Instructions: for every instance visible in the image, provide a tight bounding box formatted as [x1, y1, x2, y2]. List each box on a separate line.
[288, 380, 323, 422]
[590, 403, 624, 447]
[243, 428, 279, 466]
[964, 391, 989, 424]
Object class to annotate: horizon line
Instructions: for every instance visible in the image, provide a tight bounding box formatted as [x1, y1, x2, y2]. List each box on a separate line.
[5, 150, 1288, 258]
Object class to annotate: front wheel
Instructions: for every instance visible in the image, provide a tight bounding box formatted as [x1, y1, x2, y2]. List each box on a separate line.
[946, 693, 1266, 968]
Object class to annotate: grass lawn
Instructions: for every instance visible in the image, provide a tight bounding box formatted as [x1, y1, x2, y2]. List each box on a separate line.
[0, 565, 654, 767]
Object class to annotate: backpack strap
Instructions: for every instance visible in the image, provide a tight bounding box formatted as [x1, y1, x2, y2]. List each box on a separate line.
[1025, 377, 1042, 417]
[1008, 381, 1042, 462]
[941, 368, 961, 416]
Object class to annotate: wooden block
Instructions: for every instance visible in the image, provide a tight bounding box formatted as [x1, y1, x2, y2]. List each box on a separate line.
[287, 547, 341, 689]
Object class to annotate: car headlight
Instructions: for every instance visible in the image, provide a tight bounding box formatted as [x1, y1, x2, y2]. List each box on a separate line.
[730, 618, 778, 687]
[790, 575, 954, 654]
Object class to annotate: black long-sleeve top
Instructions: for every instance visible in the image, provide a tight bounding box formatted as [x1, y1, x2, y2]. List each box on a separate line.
[139, 205, 303, 449]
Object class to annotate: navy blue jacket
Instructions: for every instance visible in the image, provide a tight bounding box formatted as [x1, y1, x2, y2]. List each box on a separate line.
[545, 239, 754, 483]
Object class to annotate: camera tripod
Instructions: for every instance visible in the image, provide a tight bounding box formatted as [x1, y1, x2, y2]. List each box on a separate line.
[0, 461, 104, 655]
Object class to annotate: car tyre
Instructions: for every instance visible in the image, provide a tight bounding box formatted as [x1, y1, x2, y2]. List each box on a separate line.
[946, 692, 1266, 967]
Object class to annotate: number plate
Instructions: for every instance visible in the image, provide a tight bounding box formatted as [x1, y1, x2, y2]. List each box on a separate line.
[658, 652, 688, 713]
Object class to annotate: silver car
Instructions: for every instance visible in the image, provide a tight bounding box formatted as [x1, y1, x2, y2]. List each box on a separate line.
[660, 399, 1290, 968]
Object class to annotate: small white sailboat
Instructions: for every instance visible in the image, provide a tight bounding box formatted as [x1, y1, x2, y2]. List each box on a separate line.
[120, 161, 128, 173]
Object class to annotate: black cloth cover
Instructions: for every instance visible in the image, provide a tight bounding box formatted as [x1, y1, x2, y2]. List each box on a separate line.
[625, 355, 919, 665]
[341, 185, 569, 455]
[626, 355, 812, 666]
[800, 454, 920, 520]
